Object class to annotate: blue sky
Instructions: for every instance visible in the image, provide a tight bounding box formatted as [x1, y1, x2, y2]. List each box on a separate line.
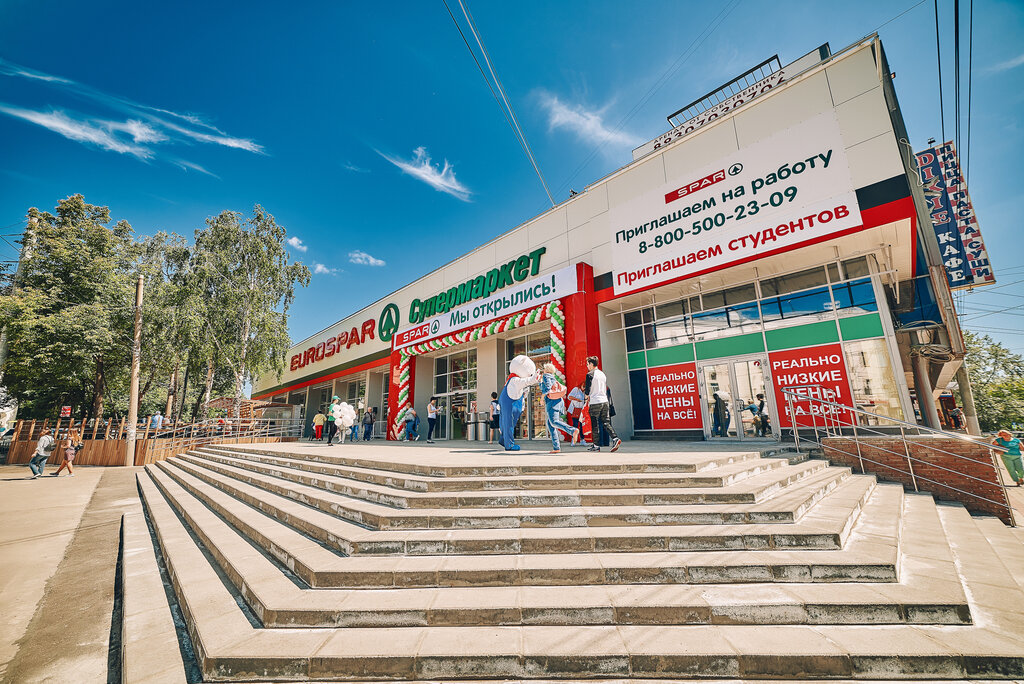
[1, 0, 1022, 354]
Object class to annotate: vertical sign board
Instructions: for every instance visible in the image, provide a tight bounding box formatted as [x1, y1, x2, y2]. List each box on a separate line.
[769, 343, 854, 429]
[647, 362, 702, 430]
[914, 141, 995, 289]
[610, 112, 863, 296]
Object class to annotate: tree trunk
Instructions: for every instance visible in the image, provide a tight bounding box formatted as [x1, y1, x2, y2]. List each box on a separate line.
[200, 356, 215, 420]
[164, 363, 178, 417]
[91, 356, 105, 419]
[232, 314, 251, 420]
[177, 357, 192, 423]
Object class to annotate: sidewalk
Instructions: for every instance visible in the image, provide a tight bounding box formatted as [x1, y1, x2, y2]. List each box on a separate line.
[0, 464, 140, 683]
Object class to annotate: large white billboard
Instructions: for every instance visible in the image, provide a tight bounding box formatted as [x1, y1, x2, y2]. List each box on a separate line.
[610, 112, 863, 295]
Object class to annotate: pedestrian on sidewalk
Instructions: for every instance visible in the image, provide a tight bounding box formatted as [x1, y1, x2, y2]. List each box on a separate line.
[404, 408, 420, 441]
[540, 363, 579, 453]
[487, 392, 501, 444]
[29, 428, 54, 478]
[326, 396, 340, 445]
[312, 409, 326, 441]
[362, 408, 374, 441]
[54, 427, 82, 476]
[584, 355, 621, 453]
[992, 429, 1024, 486]
[426, 397, 439, 443]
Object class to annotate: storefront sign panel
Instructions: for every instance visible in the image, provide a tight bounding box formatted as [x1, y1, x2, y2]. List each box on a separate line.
[648, 362, 702, 430]
[393, 265, 579, 350]
[914, 141, 995, 290]
[769, 343, 854, 429]
[611, 112, 863, 295]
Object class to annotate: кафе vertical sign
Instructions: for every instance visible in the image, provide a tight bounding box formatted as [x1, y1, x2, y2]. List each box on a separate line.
[610, 112, 864, 295]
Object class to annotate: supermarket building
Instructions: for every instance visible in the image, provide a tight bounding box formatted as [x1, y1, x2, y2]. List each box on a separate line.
[253, 35, 975, 443]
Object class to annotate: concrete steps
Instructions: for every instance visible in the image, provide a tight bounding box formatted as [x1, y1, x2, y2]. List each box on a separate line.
[156, 457, 871, 554]
[122, 443, 1024, 681]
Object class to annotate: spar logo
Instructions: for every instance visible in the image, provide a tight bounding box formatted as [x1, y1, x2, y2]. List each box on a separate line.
[665, 168, 726, 205]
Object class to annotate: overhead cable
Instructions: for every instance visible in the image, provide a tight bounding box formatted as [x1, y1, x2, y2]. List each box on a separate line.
[934, 0, 946, 141]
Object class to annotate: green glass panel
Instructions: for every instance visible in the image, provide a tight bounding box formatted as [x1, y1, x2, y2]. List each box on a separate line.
[839, 313, 885, 341]
[645, 343, 695, 367]
[695, 333, 765, 360]
[765, 320, 840, 351]
[627, 350, 647, 370]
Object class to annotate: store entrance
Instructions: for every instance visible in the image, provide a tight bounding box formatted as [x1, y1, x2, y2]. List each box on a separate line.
[698, 355, 776, 440]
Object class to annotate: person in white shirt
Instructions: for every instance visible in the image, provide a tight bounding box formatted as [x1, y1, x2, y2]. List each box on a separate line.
[584, 355, 621, 452]
[487, 392, 501, 444]
[426, 397, 440, 443]
[29, 428, 55, 478]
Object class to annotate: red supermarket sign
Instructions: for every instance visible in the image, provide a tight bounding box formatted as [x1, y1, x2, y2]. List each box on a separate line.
[648, 362, 702, 430]
[769, 343, 853, 429]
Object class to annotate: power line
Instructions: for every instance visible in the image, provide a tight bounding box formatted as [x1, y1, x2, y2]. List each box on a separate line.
[455, 0, 555, 207]
[965, 0, 973, 183]
[960, 301, 1024, 321]
[934, 0, 946, 141]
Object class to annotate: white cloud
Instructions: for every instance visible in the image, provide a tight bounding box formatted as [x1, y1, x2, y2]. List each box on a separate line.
[988, 53, 1024, 73]
[286, 236, 308, 252]
[172, 159, 219, 177]
[0, 57, 264, 169]
[0, 105, 152, 158]
[538, 93, 641, 149]
[377, 147, 471, 201]
[313, 263, 337, 275]
[348, 250, 386, 267]
[343, 161, 368, 173]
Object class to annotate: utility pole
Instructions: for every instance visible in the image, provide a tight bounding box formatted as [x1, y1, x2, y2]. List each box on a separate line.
[955, 364, 982, 436]
[125, 274, 144, 466]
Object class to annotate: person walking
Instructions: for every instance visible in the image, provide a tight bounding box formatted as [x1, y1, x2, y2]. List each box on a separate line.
[150, 410, 164, 436]
[325, 396, 340, 445]
[992, 429, 1024, 486]
[566, 382, 586, 442]
[584, 356, 621, 452]
[54, 427, 82, 476]
[712, 391, 731, 437]
[362, 408, 374, 441]
[426, 397, 439, 443]
[755, 393, 771, 437]
[404, 407, 420, 441]
[312, 409, 326, 441]
[487, 392, 501, 444]
[540, 363, 579, 453]
[29, 428, 55, 478]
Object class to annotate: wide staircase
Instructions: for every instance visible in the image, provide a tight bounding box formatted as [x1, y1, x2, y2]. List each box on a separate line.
[122, 442, 1024, 682]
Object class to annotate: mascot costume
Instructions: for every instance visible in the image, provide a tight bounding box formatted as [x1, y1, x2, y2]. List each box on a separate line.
[331, 401, 358, 443]
[498, 355, 540, 451]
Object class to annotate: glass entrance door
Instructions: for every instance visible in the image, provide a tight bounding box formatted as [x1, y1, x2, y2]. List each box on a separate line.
[698, 355, 776, 440]
[448, 393, 469, 441]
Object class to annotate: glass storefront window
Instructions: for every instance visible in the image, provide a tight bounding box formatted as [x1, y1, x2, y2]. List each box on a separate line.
[843, 339, 904, 423]
[843, 256, 871, 279]
[655, 300, 686, 320]
[761, 266, 828, 296]
[832, 277, 877, 315]
[761, 285, 834, 329]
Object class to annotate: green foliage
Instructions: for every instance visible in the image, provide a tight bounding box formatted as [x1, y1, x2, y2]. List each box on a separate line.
[959, 331, 1024, 432]
[0, 196, 309, 420]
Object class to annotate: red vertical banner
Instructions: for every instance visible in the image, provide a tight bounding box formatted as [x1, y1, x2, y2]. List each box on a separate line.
[386, 349, 415, 440]
[769, 343, 854, 429]
[648, 362, 702, 430]
[562, 263, 598, 394]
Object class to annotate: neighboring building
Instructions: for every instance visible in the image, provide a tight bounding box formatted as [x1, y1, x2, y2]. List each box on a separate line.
[253, 35, 974, 443]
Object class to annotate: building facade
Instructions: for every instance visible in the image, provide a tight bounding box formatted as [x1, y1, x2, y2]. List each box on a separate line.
[253, 35, 969, 443]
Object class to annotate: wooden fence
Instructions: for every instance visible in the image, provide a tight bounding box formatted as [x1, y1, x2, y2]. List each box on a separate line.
[5, 417, 299, 467]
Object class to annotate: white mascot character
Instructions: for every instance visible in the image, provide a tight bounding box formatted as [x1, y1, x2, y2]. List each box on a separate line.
[332, 401, 358, 443]
[498, 355, 540, 451]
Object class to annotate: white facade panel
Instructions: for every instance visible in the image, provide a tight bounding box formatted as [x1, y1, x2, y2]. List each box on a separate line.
[527, 210, 569, 247]
[661, 119, 739, 181]
[825, 46, 880, 106]
[732, 72, 834, 147]
[845, 130, 904, 189]
[566, 185, 609, 229]
[606, 154, 666, 207]
[834, 87, 892, 149]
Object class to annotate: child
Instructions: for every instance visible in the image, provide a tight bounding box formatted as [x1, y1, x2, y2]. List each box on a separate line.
[312, 409, 326, 441]
[54, 427, 82, 476]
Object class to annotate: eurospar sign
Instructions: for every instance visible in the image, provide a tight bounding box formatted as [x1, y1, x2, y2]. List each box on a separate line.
[610, 112, 863, 295]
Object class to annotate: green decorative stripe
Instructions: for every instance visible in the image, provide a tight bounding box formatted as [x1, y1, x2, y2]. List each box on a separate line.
[765, 320, 840, 351]
[645, 343, 695, 367]
[839, 313, 885, 341]
[695, 333, 765, 360]
[627, 350, 647, 370]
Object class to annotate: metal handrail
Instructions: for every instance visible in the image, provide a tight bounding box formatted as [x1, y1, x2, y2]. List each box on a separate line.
[781, 386, 1015, 525]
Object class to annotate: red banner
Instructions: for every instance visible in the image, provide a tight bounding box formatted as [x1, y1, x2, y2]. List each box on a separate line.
[769, 343, 853, 429]
[648, 362, 702, 430]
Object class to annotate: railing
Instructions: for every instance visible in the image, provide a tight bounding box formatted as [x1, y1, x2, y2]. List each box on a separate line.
[144, 417, 303, 463]
[781, 386, 1015, 525]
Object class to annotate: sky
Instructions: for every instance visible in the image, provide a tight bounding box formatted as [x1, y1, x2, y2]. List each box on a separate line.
[0, 0, 1022, 356]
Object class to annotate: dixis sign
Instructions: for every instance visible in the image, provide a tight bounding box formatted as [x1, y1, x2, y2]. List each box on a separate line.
[290, 319, 376, 371]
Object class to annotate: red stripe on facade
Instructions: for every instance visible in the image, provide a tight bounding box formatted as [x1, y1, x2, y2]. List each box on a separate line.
[251, 356, 391, 400]
[594, 196, 916, 304]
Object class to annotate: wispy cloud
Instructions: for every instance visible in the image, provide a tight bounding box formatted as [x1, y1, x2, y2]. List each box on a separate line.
[988, 53, 1024, 73]
[537, 92, 641, 150]
[349, 250, 386, 267]
[287, 236, 308, 252]
[377, 147, 471, 201]
[0, 57, 263, 170]
[343, 161, 368, 173]
[313, 263, 338, 275]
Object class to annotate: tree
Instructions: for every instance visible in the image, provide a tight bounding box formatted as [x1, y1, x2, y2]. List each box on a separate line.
[0, 196, 134, 416]
[957, 331, 1024, 432]
[189, 206, 309, 417]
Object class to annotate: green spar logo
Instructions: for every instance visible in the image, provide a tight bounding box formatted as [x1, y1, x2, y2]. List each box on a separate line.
[378, 304, 401, 342]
